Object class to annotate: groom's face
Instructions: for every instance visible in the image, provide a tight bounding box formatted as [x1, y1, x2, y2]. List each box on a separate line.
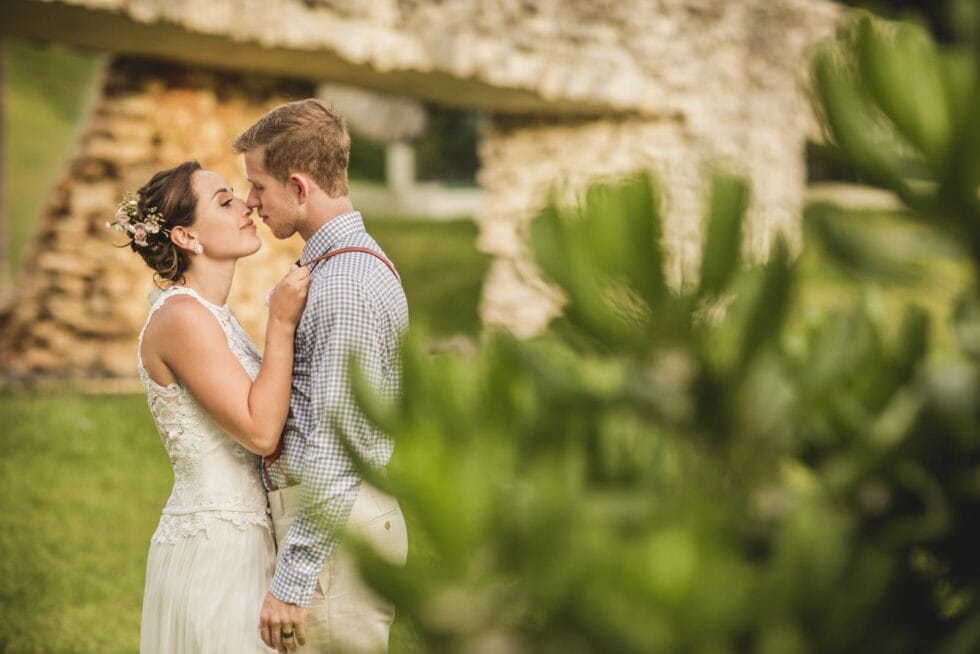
[244, 148, 299, 240]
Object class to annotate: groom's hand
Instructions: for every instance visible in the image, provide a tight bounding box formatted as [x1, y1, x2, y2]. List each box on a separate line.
[259, 591, 307, 652]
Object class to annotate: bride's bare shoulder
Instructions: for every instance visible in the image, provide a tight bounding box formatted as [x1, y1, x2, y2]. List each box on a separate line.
[143, 295, 224, 351]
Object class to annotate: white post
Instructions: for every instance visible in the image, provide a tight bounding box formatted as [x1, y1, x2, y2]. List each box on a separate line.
[385, 140, 415, 195]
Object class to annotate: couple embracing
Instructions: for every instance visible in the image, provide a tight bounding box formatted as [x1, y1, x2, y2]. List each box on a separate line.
[117, 99, 408, 653]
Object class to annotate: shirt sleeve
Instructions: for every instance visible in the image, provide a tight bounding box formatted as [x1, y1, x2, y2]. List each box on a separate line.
[269, 274, 385, 606]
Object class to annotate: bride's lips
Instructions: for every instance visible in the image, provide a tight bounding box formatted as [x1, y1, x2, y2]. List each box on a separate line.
[241, 220, 256, 231]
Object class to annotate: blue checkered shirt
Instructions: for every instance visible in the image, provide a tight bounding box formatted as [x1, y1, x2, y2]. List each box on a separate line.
[265, 211, 408, 606]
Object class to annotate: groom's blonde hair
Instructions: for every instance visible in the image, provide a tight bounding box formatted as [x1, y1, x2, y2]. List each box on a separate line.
[234, 98, 351, 198]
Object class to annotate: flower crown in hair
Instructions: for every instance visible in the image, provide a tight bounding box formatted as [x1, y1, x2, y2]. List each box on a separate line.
[106, 193, 168, 247]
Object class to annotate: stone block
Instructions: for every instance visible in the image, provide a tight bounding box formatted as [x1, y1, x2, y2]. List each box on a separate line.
[70, 181, 119, 218]
[85, 136, 155, 165]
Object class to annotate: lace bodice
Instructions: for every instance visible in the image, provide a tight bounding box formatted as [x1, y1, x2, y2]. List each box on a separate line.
[137, 286, 271, 543]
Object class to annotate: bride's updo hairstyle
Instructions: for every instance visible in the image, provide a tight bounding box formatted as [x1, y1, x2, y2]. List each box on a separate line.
[110, 160, 202, 285]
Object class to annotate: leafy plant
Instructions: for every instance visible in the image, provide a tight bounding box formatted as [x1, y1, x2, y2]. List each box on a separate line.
[344, 11, 979, 653]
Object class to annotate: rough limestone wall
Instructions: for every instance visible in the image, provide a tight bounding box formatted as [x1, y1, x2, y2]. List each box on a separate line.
[0, 58, 312, 378]
[477, 117, 703, 336]
[16, 0, 840, 116]
[477, 4, 838, 336]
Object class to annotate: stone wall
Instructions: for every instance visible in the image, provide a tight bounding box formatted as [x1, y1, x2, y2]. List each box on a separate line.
[477, 117, 698, 336]
[0, 58, 312, 378]
[476, 3, 840, 335]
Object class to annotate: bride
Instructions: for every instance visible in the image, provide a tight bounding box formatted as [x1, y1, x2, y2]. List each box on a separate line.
[110, 160, 309, 652]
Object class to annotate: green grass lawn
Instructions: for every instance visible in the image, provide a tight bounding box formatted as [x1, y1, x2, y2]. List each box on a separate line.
[0, 391, 424, 652]
[0, 393, 166, 652]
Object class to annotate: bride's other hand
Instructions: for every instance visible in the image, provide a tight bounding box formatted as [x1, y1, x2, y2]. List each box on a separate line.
[267, 264, 310, 328]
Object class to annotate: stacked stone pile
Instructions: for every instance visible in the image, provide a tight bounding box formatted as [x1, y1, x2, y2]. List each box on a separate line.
[0, 59, 312, 378]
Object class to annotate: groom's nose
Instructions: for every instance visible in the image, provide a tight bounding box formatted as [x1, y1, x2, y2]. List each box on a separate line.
[246, 190, 260, 209]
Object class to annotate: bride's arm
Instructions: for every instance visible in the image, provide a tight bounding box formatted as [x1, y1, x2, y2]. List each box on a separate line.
[146, 267, 309, 455]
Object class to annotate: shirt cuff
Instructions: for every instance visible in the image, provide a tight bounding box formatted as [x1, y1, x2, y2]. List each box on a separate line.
[269, 557, 319, 607]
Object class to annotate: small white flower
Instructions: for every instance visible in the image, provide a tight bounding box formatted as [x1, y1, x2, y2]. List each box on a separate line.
[108, 192, 169, 248]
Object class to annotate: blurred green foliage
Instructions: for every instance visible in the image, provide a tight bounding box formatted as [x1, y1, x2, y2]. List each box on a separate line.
[367, 217, 488, 338]
[348, 106, 479, 185]
[414, 107, 480, 185]
[346, 12, 980, 654]
[841, 0, 978, 45]
[349, 133, 387, 182]
[796, 204, 971, 359]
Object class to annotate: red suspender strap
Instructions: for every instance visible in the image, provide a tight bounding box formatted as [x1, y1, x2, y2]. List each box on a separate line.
[262, 245, 401, 490]
[298, 246, 400, 281]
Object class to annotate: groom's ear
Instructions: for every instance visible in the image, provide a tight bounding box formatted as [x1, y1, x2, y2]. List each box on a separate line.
[289, 174, 311, 205]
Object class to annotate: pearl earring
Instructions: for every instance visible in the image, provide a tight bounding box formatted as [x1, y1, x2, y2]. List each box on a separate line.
[193, 243, 204, 255]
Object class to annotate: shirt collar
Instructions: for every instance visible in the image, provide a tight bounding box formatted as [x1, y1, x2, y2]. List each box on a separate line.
[301, 211, 365, 262]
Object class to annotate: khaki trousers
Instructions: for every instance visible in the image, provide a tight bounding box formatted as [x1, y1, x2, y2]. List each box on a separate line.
[267, 483, 408, 654]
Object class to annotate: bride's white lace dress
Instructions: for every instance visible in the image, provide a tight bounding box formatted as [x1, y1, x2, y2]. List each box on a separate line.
[137, 286, 275, 653]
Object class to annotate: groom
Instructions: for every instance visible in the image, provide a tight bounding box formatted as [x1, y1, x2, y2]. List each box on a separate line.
[235, 99, 409, 653]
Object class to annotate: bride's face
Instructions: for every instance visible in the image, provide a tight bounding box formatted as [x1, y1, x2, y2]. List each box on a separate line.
[189, 170, 262, 260]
